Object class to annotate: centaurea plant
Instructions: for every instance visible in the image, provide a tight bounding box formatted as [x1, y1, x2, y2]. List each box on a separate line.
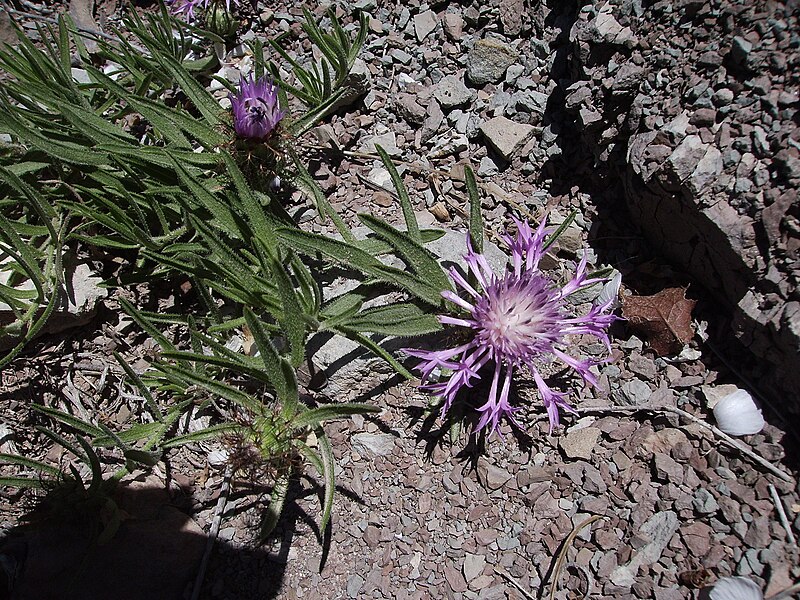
[405, 218, 616, 434]
[229, 74, 285, 141]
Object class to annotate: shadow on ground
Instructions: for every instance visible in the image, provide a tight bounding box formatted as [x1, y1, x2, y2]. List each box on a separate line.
[0, 472, 335, 600]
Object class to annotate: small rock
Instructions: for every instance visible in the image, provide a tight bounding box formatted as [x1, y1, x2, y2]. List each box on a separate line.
[433, 75, 474, 109]
[477, 458, 512, 490]
[479, 116, 536, 160]
[668, 135, 708, 181]
[611, 63, 644, 94]
[351, 433, 395, 457]
[413, 10, 438, 42]
[444, 563, 468, 592]
[360, 131, 400, 156]
[466, 38, 519, 85]
[729, 36, 753, 67]
[560, 427, 601, 460]
[463, 553, 485, 582]
[395, 93, 426, 125]
[477, 156, 499, 177]
[692, 488, 719, 515]
[653, 453, 684, 485]
[681, 522, 712, 555]
[611, 511, 679, 586]
[347, 574, 365, 598]
[442, 13, 463, 40]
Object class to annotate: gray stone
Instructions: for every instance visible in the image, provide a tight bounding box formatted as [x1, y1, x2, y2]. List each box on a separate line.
[621, 379, 651, 405]
[433, 75, 474, 109]
[347, 574, 365, 598]
[477, 156, 499, 177]
[513, 89, 548, 114]
[360, 131, 400, 156]
[611, 63, 645, 94]
[351, 433, 396, 457]
[560, 427, 601, 460]
[479, 116, 536, 160]
[713, 88, 735, 106]
[688, 146, 723, 193]
[70, 67, 91, 84]
[578, 107, 603, 127]
[667, 134, 707, 181]
[466, 38, 519, 85]
[729, 36, 753, 66]
[591, 7, 636, 46]
[565, 82, 592, 109]
[463, 553, 485, 582]
[390, 48, 413, 65]
[413, 10, 438, 42]
[692, 488, 719, 515]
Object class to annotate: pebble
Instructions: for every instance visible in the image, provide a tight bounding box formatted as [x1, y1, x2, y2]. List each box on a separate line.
[560, 427, 601, 460]
[466, 38, 519, 85]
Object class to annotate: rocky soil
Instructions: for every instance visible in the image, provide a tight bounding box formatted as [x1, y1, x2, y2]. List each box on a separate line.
[0, 0, 799, 600]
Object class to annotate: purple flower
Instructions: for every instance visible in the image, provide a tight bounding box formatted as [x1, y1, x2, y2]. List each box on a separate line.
[167, 0, 238, 19]
[405, 218, 616, 435]
[168, 0, 204, 20]
[228, 75, 285, 141]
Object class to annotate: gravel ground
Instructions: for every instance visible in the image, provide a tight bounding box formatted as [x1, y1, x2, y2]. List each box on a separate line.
[1, 0, 798, 599]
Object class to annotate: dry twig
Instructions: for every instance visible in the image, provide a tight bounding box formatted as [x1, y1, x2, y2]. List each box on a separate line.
[768, 483, 798, 547]
[548, 515, 605, 600]
[190, 465, 232, 600]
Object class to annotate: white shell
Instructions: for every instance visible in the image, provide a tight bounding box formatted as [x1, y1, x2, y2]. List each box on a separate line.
[595, 271, 622, 310]
[708, 576, 763, 600]
[713, 389, 765, 436]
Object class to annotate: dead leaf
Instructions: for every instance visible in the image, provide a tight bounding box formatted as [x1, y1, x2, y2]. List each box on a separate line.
[621, 287, 696, 355]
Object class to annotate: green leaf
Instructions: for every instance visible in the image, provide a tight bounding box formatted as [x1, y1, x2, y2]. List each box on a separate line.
[358, 214, 451, 294]
[465, 165, 483, 254]
[544, 209, 577, 251]
[0, 476, 51, 489]
[375, 145, 420, 243]
[33, 405, 104, 438]
[260, 473, 289, 541]
[0, 453, 61, 476]
[270, 254, 307, 368]
[122, 448, 161, 467]
[243, 307, 297, 413]
[162, 423, 238, 449]
[333, 326, 414, 379]
[315, 430, 336, 533]
[114, 352, 163, 421]
[277, 228, 442, 306]
[341, 304, 442, 336]
[163, 364, 262, 414]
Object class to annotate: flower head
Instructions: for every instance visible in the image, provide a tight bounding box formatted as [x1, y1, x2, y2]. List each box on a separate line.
[167, 0, 237, 20]
[406, 218, 616, 435]
[167, 0, 205, 20]
[229, 75, 285, 141]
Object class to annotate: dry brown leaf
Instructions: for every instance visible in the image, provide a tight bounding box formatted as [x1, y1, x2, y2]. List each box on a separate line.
[621, 287, 696, 355]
